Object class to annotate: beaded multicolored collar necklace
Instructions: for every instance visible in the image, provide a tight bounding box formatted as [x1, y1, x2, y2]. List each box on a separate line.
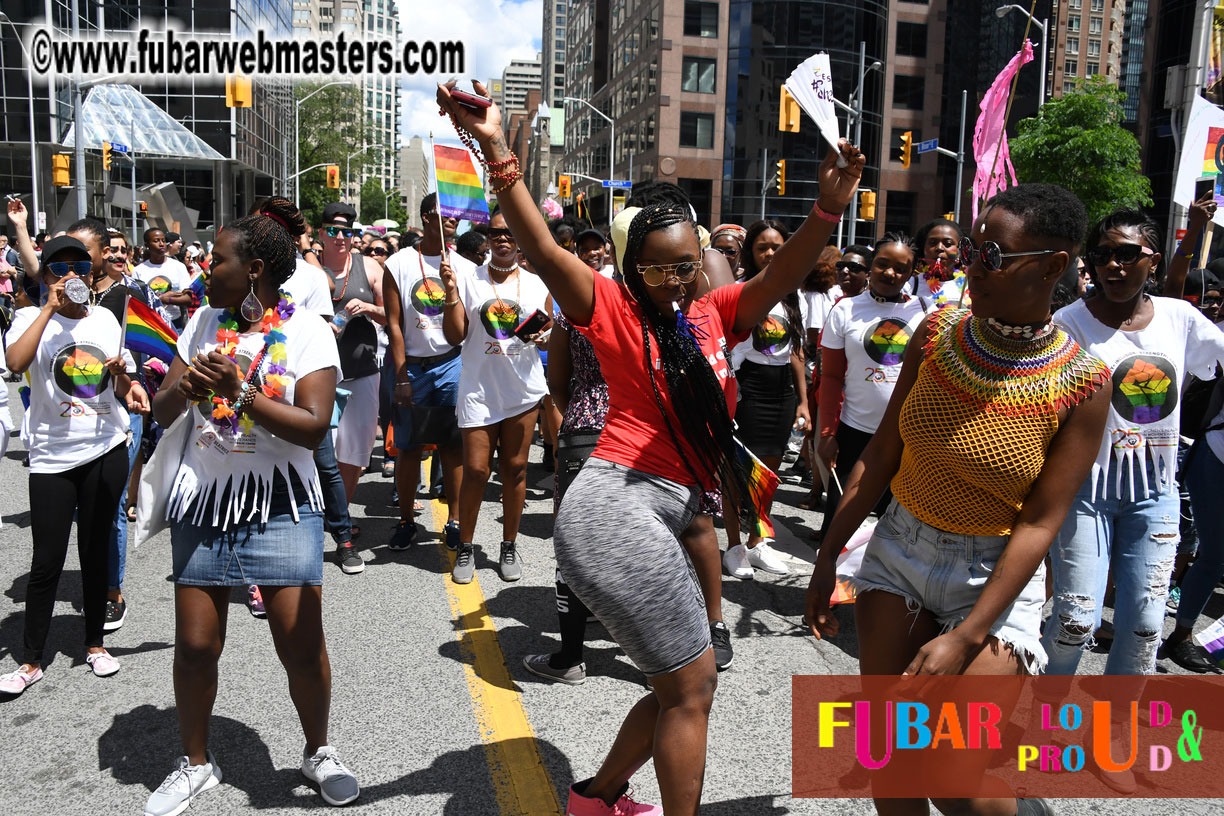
[208, 289, 295, 433]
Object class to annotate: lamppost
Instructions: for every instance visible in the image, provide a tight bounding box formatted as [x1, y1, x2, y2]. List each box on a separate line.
[563, 95, 615, 226]
[294, 80, 355, 203]
[996, 4, 1049, 107]
[346, 144, 386, 206]
[831, 43, 883, 245]
[0, 13, 39, 223]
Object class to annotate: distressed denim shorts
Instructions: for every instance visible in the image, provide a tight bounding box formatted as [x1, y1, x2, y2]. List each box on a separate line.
[849, 498, 1047, 674]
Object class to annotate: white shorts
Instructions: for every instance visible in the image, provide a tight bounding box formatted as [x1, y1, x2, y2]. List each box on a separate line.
[333, 372, 380, 468]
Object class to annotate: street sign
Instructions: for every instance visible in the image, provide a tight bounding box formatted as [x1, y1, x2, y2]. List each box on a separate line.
[601, 180, 633, 188]
[916, 139, 939, 155]
[109, 142, 130, 154]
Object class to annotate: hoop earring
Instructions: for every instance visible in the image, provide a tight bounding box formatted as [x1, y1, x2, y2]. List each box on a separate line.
[240, 278, 264, 322]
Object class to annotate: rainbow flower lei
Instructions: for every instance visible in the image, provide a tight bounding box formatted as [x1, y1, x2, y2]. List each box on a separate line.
[208, 289, 295, 433]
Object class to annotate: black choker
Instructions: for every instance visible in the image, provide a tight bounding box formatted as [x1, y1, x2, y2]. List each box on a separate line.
[869, 289, 908, 304]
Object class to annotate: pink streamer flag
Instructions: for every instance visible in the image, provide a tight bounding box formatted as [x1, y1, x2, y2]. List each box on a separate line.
[972, 40, 1035, 221]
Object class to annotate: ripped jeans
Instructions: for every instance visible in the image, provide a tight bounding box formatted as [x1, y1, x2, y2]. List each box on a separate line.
[1041, 459, 1179, 676]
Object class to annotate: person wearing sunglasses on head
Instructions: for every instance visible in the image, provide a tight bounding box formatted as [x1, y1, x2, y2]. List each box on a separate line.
[807, 185, 1112, 816]
[907, 217, 967, 307]
[0, 235, 150, 698]
[440, 78, 864, 816]
[1040, 210, 1224, 689]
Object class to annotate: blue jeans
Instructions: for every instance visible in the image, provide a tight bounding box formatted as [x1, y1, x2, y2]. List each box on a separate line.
[107, 412, 143, 591]
[314, 432, 352, 545]
[1042, 458, 1180, 676]
[1175, 442, 1224, 630]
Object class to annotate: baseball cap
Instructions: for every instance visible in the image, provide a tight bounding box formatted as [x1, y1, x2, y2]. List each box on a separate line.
[41, 235, 90, 264]
[321, 202, 358, 226]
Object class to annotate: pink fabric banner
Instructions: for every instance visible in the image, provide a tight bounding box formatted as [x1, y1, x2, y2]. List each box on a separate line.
[972, 40, 1035, 221]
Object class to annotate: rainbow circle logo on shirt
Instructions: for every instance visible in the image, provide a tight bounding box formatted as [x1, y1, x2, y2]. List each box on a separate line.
[863, 318, 912, 366]
[479, 298, 521, 340]
[1111, 354, 1178, 425]
[411, 277, 448, 317]
[752, 315, 790, 355]
[147, 275, 172, 294]
[52, 343, 111, 400]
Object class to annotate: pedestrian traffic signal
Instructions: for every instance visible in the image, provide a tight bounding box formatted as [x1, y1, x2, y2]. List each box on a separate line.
[326, 165, 340, 189]
[138, 201, 148, 214]
[899, 131, 913, 169]
[777, 159, 787, 196]
[558, 174, 571, 199]
[52, 154, 70, 187]
[860, 190, 877, 221]
[225, 75, 253, 108]
[779, 86, 801, 133]
[102, 142, 113, 171]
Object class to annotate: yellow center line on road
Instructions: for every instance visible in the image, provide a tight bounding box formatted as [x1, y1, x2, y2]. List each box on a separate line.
[431, 499, 564, 816]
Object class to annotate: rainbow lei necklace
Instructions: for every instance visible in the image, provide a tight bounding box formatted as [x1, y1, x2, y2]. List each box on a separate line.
[924, 308, 1108, 417]
[209, 289, 295, 433]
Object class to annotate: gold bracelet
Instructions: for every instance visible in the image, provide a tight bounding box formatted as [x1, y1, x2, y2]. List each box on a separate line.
[445, 297, 460, 306]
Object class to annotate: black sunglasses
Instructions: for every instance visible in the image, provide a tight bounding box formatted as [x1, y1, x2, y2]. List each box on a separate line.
[1086, 243, 1155, 268]
[960, 237, 1057, 273]
[365, 247, 388, 257]
[487, 228, 515, 241]
[713, 246, 738, 259]
[46, 260, 93, 278]
[836, 260, 867, 274]
[325, 226, 358, 238]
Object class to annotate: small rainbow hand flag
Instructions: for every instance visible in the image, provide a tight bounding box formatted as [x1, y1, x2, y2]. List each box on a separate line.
[186, 270, 208, 315]
[434, 145, 490, 224]
[732, 437, 779, 538]
[125, 296, 179, 363]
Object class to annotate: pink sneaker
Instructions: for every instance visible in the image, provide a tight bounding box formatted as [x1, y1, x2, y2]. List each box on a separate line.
[566, 780, 662, 816]
[247, 585, 267, 619]
[0, 665, 43, 695]
[86, 650, 120, 677]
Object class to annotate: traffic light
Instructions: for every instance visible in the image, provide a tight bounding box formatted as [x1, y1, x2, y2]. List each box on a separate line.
[779, 86, 800, 133]
[138, 201, 148, 214]
[777, 159, 787, 196]
[225, 75, 253, 108]
[558, 174, 571, 199]
[102, 142, 113, 171]
[899, 130, 913, 169]
[860, 190, 877, 221]
[52, 154, 70, 187]
[325, 165, 340, 189]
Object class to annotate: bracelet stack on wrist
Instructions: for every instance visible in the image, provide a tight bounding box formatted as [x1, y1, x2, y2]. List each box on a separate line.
[487, 153, 522, 194]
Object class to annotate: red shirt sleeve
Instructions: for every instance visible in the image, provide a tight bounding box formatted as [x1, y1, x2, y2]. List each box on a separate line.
[701, 283, 752, 350]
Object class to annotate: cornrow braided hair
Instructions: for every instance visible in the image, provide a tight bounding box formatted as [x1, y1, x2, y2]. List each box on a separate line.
[742, 219, 803, 352]
[1086, 208, 1163, 279]
[622, 204, 759, 530]
[225, 196, 307, 287]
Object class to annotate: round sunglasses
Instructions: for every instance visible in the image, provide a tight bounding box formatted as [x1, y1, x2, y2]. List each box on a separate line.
[959, 237, 1057, 273]
[1085, 243, 1155, 268]
[46, 260, 93, 278]
[638, 260, 701, 287]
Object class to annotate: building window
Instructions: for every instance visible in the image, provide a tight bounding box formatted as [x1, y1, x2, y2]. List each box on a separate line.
[1089, 16, 1102, 34]
[319, 5, 331, 15]
[1066, 37, 1079, 56]
[884, 190, 917, 235]
[683, 1, 718, 38]
[895, 22, 928, 58]
[341, 7, 356, 17]
[1065, 59, 1078, 75]
[1068, 15, 1080, 32]
[319, 20, 332, 31]
[1087, 39, 1101, 58]
[892, 75, 925, 110]
[1086, 63, 1099, 76]
[1063, 80, 1077, 93]
[681, 57, 716, 94]
[1090, 0, 1103, 10]
[1069, 0, 1081, 7]
[680, 111, 714, 149]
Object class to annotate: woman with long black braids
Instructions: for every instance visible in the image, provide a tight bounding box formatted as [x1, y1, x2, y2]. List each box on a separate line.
[438, 79, 863, 816]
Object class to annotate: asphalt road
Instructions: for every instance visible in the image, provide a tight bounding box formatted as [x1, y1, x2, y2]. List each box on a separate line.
[0, 381, 1219, 815]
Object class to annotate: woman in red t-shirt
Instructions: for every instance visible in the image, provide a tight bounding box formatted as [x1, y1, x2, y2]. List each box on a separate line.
[439, 80, 864, 816]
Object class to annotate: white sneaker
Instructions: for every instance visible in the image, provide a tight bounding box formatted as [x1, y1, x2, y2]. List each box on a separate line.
[145, 752, 222, 816]
[723, 543, 754, 580]
[747, 539, 791, 575]
[302, 745, 360, 806]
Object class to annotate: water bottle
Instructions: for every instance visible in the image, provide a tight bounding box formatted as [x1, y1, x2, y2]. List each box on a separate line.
[331, 310, 349, 330]
[64, 277, 91, 305]
[784, 416, 806, 464]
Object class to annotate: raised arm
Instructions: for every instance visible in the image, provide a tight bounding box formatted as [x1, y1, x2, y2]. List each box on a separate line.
[1166, 192, 1215, 299]
[734, 143, 865, 333]
[6, 199, 39, 282]
[437, 81, 596, 325]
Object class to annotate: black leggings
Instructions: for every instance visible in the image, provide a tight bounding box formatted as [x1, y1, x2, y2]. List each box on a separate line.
[25, 443, 128, 664]
[817, 423, 892, 540]
[551, 431, 600, 668]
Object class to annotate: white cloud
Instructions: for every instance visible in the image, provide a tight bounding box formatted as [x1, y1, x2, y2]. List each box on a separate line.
[394, 0, 543, 153]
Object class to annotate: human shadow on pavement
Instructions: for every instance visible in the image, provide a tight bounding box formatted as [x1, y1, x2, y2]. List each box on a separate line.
[699, 795, 798, 814]
[717, 572, 860, 662]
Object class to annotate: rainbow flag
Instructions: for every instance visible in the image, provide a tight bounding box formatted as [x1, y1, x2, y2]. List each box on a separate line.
[186, 270, 208, 315]
[433, 145, 489, 224]
[125, 296, 179, 363]
[733, 438, 779, 538]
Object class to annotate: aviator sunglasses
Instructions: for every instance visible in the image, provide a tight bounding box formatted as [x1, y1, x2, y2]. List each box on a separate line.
[638, 259, 702, 287]
[325, 226, 358, 239]
[46, 260, 93, 278]
[959, 237, 1057, 273]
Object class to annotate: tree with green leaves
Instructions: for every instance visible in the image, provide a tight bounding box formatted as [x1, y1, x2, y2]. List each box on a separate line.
[1010, 75, 1153, 225]
[359, 176, 408, 225]
[295, 83, 366, 226]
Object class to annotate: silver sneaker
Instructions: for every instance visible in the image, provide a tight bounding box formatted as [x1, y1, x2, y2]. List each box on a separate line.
[452, 544, 476, 584]
[498, 540, 522, 582]
[301, 745, 360, 806]
[145, 751, 222, 816]
[522, 653, 586, 685]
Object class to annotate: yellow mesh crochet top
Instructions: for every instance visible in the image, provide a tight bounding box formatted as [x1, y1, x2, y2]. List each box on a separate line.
[891, 308, 1109, 535]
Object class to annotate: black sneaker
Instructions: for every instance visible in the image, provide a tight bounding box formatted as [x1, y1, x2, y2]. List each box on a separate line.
[498, 540, 522, 582]
[444, 520, 461, 551]
[388, 520, 416, 551]
[336, 543, 364, 575]
[1160, 638, 1221, 673]
[710, 620, 733, 671]
[103, 598, 127, 632]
